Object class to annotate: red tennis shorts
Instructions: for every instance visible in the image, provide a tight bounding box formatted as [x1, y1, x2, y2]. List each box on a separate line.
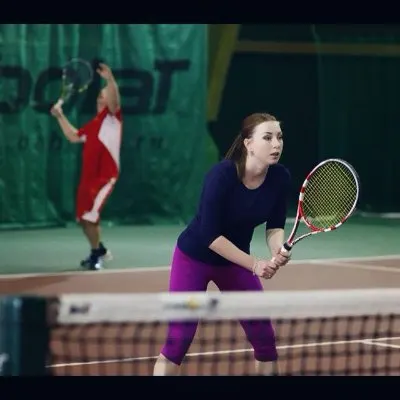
[76, 177, 116, 224]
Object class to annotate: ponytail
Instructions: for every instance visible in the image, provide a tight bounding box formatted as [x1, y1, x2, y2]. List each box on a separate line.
[225, 133, 247, 179]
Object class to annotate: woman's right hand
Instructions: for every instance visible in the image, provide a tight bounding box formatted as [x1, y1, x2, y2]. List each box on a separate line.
[253, 259, 279, 280]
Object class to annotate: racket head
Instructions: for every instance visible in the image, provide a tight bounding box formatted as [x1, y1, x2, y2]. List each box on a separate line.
[59, 58, 94, 103]
[299, 158, 360, 232]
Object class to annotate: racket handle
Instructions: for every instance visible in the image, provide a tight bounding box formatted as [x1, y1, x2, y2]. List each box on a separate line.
[271, 243, 292, 264]
[279, 242, 293, 257]
[55, 98, 64, 108]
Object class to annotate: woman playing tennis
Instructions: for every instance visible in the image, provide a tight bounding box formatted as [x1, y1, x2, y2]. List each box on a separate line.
[153, 113, 291, 376]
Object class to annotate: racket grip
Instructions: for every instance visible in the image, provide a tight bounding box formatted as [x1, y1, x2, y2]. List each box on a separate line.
[271, 243, 292, 264]
[279, 242, 292, 257]
[55, 98, 64, 108]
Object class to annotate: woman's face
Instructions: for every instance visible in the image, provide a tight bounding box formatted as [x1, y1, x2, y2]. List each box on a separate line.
[244, 120, 283, 165]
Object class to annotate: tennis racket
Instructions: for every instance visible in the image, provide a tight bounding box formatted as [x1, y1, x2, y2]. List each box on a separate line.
[279, 158, 360, 256]
[54, 58, 94, 107]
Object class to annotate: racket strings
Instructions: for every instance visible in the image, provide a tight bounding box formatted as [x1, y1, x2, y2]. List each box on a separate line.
[301, 161, 359, 229]
[62, 60, 93, 96]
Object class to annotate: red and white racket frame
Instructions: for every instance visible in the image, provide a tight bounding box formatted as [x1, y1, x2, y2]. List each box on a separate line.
[279, 158, 360, 256]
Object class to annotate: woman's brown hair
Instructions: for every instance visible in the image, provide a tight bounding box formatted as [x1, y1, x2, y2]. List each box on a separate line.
[225, 113, 278, 179]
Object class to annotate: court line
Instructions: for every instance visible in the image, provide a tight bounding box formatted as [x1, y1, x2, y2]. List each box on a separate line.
[1, 254, 400, 280]
[312, 261, 400, 274]
[48, 336, 400, 369]
[362, 340, 400, 349]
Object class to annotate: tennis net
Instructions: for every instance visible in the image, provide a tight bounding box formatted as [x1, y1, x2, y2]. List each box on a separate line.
[2, 289, 400, 375]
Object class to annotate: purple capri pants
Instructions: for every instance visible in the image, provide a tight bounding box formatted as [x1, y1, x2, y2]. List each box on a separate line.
[160, 245, 278, 365]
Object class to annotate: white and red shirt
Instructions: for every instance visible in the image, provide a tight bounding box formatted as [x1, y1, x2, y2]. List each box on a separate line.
[77, 106, 122, 183]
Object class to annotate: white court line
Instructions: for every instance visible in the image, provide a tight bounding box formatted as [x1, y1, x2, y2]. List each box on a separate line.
[48, 336, 400, 369]
[362, 340, 400, 349]
[1, 254, 400, 280]
[311, 261, 400, 274]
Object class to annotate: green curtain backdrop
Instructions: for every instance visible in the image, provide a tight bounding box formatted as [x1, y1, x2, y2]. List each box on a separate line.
[0, 24, 208, 228]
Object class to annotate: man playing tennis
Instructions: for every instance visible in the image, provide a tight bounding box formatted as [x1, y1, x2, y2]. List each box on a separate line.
[50, 63, 122, 271]
[153, 113, 291, 376]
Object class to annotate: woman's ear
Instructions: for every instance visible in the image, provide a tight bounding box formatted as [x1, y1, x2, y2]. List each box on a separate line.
[243, 137, 252, 152]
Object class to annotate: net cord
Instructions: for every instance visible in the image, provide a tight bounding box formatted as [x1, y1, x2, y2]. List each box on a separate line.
[56, 288, 400, 325]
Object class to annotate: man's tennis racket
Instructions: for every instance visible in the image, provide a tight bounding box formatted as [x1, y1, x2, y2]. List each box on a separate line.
[54, 58, 94, 107]
[279, 158, 360, 256]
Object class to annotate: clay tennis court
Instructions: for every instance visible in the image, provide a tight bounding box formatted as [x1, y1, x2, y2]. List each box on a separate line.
[1, 254, 400, 375]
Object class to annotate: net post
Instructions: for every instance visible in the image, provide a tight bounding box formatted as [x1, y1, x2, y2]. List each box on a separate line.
[0, 295, 54, 376]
